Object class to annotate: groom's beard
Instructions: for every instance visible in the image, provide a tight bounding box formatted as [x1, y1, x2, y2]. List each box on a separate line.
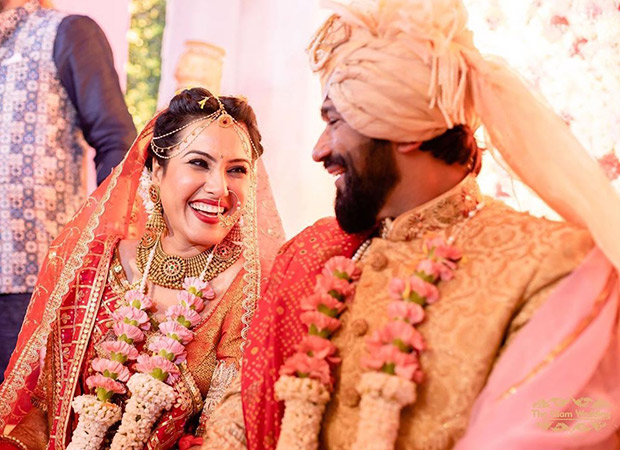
[330, 140, 400, 234]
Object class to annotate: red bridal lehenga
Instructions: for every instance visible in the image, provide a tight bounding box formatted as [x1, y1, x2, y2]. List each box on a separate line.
[0, 112, 284, 449]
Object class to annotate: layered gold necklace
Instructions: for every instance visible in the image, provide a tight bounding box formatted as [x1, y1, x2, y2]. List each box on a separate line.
[136, 229, 242, 290]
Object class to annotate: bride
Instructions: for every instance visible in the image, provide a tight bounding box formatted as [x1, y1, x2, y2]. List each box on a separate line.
[0, 87, 283, 449]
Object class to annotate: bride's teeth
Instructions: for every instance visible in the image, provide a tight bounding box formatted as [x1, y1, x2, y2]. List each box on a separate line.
[191, 203, 225, 214]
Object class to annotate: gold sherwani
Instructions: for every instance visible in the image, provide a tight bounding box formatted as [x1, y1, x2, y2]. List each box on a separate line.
[204, 176, 593, 449]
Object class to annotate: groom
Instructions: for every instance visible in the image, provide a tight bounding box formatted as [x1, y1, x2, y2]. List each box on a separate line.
[203, 1, 620, 449]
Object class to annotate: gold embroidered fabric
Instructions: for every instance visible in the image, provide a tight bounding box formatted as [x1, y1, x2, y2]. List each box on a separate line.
[201, 374, 247, 449]
[5, 240, 248, 448]
[321, 183, 593, 449]
[196, 361, 239, 436]
[201, 177, 595, 450]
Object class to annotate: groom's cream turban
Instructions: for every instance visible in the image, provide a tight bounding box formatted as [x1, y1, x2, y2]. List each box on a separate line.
[308, 0, 479, 143]
[309, 0, 620, 269]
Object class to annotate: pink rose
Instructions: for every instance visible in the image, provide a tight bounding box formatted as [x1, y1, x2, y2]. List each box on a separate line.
[165, 304, 201, 328]
[387, 301, 425, 325]
[300, 292, 345, 317]
[112, 322, 145, 344]
[101, 341, 139, 362]
[409, 275, 439, 304]
[91, 358, 131, 382]
[280, 353, 332, 387]
[419, 257, 458, 282]
[361, 345, 421, 382]
[148, 336, 187, 364]
[135, 354, 181, 383]
[315, 274, 355, 301]
[388, 278, 408, 301]
[366, 321, 425, 353]
[300, 311, 341, 337]
[86, 374, 126, 395]
[323, 256, 360, 281]
[182, 277, 216, 300]
[124, 289, 153, 310]
[177, 291, 205, 313]
[388, 276, 438, 304]
[159, 320, 194, 344]
[424, 236, 462, 261]
[297, 335, 339, 364]
[112, 306, 151, 331]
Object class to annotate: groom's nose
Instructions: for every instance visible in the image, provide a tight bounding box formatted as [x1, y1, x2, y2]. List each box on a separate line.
[313, 129, 331, 162]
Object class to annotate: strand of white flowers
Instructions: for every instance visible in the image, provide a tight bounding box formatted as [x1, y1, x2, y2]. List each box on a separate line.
[352, 372, 417, 450]
[67, 395, 122, 450]
[139, 240, 158, 293]
[199, 245, 216, 281]
[275, 376, 331, 450]
[110, 373, 176, 450]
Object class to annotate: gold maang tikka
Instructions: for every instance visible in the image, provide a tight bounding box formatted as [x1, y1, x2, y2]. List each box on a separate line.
[150, 94, 260, 161]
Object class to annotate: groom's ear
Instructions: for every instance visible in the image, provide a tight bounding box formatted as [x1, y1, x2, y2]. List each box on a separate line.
[395, 141, 422, 154]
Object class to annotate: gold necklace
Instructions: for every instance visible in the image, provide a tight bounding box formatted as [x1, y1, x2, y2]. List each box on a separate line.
[136, 229, 242, 289]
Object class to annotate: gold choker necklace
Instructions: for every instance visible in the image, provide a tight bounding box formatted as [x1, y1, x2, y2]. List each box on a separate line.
[136, 231, 242, 290]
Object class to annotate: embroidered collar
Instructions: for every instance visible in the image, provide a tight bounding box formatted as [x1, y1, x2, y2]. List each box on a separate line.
[0, 0, 39, 46]
[384, 174, 483, 242]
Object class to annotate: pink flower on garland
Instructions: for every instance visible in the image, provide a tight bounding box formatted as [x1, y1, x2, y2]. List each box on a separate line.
[166, 304, 201, 328]
[300, 311, 341, 337]
[148, 336, 187, 364]
[124, 289, 153, 310]
[323, 256, 360, 282]
[279, 352, 332, 387]
[315, 274, 355, 301]
[417, 258, 455, 282]
[361, 345, 423, 382]
[297, 335, 340, 364]
[112, 306, 151, 331]
[424, 236, 462, 261]
[409, 276, 439, 304]
[112, 322, 145, 344]
[91, 358, 131, 382]
[159, 320, 194, 344]
[387, 301, 425, 325]
[177, 291, 205, 312]
[182, 277, 216, 300]
[86, 373, 126, 395]
[135, 354, 181, 383]
[300, 292, 346, 317]
[101, 340, 139, 362]
[388, 277, 439, 305]
[366, 321, 425, 353]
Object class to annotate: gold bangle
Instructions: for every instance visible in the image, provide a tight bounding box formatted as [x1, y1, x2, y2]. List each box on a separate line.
[0, 435, 29, 450]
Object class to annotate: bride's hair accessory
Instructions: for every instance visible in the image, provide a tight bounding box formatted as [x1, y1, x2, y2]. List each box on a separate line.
[150, 94, 260, 161]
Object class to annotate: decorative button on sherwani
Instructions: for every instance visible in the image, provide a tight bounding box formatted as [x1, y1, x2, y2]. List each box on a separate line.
[341, 387, 361, 408]
[350, 318, 369, 336]
[369, 252, 388, 271]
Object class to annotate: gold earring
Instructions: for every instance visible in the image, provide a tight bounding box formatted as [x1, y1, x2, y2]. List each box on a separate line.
[146, 184, 167, 234]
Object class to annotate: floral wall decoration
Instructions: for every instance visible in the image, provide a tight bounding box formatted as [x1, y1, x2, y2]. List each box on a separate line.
[465, 0, 620, 217]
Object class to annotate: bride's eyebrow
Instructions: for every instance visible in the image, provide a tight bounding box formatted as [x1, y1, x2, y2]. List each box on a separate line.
[229, 158, 251, 165]
[185, 150, 216, 163]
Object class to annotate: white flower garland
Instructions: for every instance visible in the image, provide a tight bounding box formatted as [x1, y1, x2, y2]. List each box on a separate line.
[110, 373, 177, 449]
[66, 395, 122, 450]
[274, 376, 331, 450]
[352, 372, 416, 450]
[67, 239, 216, 448]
